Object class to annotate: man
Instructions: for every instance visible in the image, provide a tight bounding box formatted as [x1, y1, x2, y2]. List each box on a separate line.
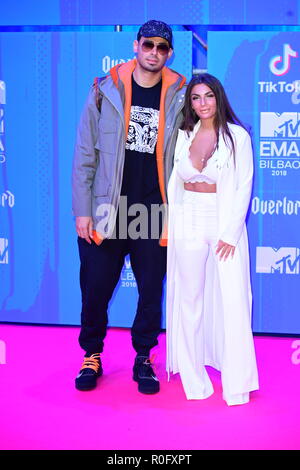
[72, 19, 186, 394]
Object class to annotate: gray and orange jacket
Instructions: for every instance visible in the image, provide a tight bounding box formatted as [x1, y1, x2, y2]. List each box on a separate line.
[72, 58, 186, 246]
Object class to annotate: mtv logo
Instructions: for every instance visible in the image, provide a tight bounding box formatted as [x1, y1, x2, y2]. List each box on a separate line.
[124, 255, 132, 270]
[260, 112, 300, 138]
[0, 238, 8, 264]
[0, 81, 5, 105]
[256, 246, 300, 274]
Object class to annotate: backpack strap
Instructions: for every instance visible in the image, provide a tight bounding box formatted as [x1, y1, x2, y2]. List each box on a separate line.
[93, 76, 106, 113]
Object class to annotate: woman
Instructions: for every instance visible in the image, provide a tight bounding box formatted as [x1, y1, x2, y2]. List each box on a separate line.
[166, 74, 259, 406]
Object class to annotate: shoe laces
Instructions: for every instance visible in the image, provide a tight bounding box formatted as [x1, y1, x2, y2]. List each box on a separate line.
[80, 353, 101, 373]
[138, 354, 157, 377]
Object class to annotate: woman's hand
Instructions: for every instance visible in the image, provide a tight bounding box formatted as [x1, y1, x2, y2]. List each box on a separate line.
[216, 239, 235, 261]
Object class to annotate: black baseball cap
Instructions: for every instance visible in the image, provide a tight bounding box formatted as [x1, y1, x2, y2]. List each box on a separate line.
[137, 20, 173, 49]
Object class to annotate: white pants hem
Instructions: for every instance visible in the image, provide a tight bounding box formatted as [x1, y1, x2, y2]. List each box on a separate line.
[223, 392, 249, 406]
[186, 390, 214, 401]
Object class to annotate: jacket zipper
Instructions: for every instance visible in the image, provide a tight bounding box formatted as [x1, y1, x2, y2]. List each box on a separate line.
[98, 88, 126, 236]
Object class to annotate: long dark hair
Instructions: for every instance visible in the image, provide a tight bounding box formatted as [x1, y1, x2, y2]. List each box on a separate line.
[181, 73, 246, 157]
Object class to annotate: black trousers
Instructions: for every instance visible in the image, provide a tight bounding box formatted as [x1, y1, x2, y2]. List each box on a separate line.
[77, 234, 167, 356]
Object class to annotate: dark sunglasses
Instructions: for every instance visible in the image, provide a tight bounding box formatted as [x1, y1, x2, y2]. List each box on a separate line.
[141, 40, 170, 55]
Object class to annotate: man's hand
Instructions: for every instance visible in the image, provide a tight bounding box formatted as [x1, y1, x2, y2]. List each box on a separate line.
[76, 216, 94, 244]
[216, 239, 235, 261]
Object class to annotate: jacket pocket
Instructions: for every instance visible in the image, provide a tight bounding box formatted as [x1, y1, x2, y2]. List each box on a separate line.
[96, 117, 118, 154]
[93, 150, 115, 197]
[92, 176, 110, 197]
[93, 117, 118, 196]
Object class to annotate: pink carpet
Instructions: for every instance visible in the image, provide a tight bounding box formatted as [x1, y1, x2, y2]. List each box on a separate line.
[0, 324, 299, 450]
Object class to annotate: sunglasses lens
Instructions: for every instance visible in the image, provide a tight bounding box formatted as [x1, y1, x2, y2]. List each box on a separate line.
[142, 41, 155, 52]
[141, 41, 169, 55]
[157, 44, 169, 54]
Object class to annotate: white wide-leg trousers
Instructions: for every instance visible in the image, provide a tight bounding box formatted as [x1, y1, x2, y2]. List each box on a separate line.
[174, 190, 249, 406]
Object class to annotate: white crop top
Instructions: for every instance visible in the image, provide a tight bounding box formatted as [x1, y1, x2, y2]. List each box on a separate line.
[176, 150, 218, 184]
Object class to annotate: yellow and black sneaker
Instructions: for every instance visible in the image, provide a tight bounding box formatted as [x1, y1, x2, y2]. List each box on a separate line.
[75, 353, 103, 391]
[133, 355, 160, 394]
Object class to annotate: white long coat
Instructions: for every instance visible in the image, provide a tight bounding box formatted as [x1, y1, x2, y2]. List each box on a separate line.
[166, 121, 259, 398]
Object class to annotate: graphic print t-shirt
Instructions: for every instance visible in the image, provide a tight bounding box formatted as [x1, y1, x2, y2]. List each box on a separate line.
[121, 76, 162, 208]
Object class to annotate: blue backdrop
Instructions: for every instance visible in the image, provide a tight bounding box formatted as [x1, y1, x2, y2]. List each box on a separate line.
[208, 31, 300, 334]
[0, 30, 192, 327]
[0, 0, 299, 26]
[0, 4, 300, 334]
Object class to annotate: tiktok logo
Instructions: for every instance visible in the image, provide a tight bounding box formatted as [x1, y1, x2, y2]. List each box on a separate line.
[269, 44, 298, 76]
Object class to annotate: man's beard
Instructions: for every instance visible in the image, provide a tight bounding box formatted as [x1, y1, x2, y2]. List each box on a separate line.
[139, 59, 164, 74]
